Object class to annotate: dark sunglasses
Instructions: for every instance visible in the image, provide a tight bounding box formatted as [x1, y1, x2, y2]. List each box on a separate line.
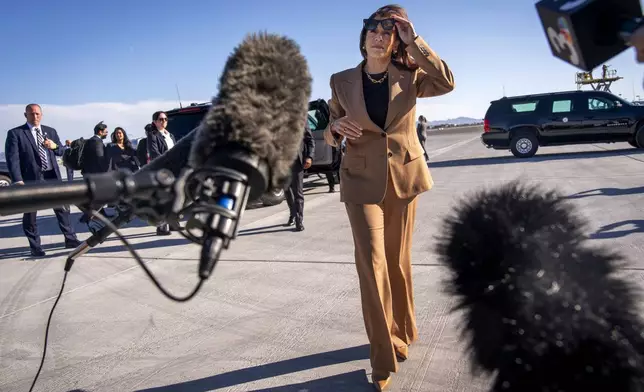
[157, 117, 168, 121]
[363, 18, 396, 32]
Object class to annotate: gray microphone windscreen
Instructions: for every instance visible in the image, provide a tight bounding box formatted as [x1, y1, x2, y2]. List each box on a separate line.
[188, 32, 312, 190]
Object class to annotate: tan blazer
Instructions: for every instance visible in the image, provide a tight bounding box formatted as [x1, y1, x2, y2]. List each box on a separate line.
[324, 36, 455, 205]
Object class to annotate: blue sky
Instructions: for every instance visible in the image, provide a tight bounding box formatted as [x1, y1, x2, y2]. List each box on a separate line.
[1, 0, 643, 141]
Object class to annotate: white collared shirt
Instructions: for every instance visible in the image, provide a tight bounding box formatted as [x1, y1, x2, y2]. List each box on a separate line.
[27, 122, 52, 171]
[160, 129, 175, 150]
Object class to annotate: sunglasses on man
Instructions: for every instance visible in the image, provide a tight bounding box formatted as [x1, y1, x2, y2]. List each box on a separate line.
[363, 18, 396, 32]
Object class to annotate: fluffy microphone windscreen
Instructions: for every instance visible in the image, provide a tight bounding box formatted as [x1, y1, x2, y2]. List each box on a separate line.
[189, 32, 312, 190]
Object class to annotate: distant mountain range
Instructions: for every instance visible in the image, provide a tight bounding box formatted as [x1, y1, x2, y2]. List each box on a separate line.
[429, 117, 482, 126]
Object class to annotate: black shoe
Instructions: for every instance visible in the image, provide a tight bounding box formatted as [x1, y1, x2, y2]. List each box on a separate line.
[65, 239, 82, 248]
[295, 222, 304, 232]
[30, 249, 46, 257]
[286, 216, 295, 226]
[156, 227, 171, 236]
[328, 187, 335, 193]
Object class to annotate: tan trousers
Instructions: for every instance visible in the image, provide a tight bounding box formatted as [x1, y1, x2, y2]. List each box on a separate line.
[344, 176, 419, 373]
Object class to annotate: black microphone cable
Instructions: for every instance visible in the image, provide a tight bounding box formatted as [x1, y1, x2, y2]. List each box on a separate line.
[28, 208, 205, 392]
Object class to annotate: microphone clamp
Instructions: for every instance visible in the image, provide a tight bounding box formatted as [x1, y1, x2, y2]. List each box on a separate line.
[178, 146, 270, 279]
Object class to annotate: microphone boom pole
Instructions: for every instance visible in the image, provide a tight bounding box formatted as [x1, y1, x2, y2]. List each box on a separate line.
[0, 168, 180, 270]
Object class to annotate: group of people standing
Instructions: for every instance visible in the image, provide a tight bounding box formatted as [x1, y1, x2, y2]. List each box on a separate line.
[77, 111, 176, 235]
[3, 106, 177, 257]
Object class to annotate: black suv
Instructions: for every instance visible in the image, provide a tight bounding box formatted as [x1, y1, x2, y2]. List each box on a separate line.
[481, 90, 644, 158]
[162, 99, 340, 206]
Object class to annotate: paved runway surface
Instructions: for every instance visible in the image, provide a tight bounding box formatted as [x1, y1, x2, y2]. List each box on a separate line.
[1, 125, 644, 392]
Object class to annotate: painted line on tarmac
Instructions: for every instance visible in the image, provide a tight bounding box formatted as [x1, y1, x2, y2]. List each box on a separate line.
[427, 135, 479, 159]
[0, 264, 143, 319]
[239, 191, 337, 230]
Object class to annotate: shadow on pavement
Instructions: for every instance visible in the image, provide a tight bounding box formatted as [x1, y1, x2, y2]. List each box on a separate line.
[0, 236, 191, 259]
[249, 369, 371, 391]
[238, 228, 295, 236]
[88, 238, 192, 254]
[238, 224, 285, 233]
[104, 232, 160, 242]
[565, 186, 644, 199]
[429, 148, 642, 168]
[239, 224, 305, 236]
[0, 243, 71, 260]
[590, 220, 644, 240]
[0, 212, 151, 240]
[135, 345, 370, 392]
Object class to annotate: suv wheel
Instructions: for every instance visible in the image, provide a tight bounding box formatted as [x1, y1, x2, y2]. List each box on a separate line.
[260, 188, 285, 206]
[634, 127, 644, 148]
[0, 175, 11, 187]
[510, 132, 539, 158]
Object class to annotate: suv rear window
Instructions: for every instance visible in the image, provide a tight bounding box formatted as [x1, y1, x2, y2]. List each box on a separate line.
[552, 99, 573, 113]
[166, 110, 205, 141]
[511, 101, 539, 113]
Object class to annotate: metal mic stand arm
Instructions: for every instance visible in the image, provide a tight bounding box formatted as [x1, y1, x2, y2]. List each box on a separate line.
[62, 168, 186, 272]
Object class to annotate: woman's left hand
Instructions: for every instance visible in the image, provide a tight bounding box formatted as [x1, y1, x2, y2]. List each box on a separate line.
[391, 15, 417, 44]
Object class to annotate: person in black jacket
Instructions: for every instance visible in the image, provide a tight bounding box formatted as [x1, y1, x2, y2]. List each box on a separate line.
[79, 121, 110, 225]
[146, 111, 175, 161]
[107, 127, 140, 172]
[3, 103, 81, 256]
[146, 111, 176, 235]
[416, 115, 430, 162]
[63, 139, 75, 181]
[285, 123, 314, 232]
[82, 121, 109, 175]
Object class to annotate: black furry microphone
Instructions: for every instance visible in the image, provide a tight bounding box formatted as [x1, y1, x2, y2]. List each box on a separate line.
[185, 32, 311, 279]
[435, 180, 644, 392]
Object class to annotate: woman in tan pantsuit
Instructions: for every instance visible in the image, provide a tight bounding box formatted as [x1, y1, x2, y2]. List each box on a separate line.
[323, 4, 454, 391]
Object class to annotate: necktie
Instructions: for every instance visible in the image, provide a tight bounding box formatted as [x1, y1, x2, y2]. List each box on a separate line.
[35, 128, 48, 170]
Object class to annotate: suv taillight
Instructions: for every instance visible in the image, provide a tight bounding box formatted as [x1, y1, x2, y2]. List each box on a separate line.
[483, 118, 490, 133]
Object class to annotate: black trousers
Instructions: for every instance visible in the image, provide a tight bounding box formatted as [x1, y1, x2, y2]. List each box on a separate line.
[285, 166, 304, 223]
[325, 171, 337, 190]
[419, 137, 429, 161]
[23, 170, 77, 251]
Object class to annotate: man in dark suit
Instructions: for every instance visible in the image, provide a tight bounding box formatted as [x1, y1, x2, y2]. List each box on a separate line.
[4, 104, 81, 257]
[285, 123, 314, 232]
[78, 121, 110, 225]
[81, 121, 109, 175]
[146, 111, 176, 235]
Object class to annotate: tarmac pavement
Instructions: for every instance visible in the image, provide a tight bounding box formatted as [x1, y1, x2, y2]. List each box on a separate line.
[1, 125, 644, 391]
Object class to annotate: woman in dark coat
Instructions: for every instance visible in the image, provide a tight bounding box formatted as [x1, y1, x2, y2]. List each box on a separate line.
[107, 127, 140, 172]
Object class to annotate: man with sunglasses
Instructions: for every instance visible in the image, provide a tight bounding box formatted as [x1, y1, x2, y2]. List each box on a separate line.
[147, 111, 176, 235]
